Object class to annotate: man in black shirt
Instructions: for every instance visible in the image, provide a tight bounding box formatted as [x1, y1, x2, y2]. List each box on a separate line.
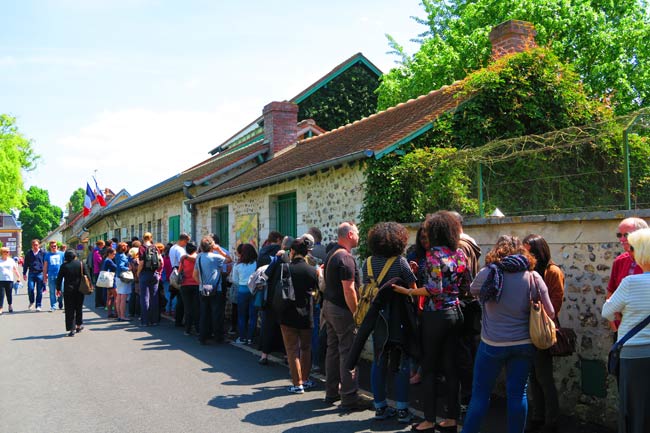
[322, 222, 370, 411]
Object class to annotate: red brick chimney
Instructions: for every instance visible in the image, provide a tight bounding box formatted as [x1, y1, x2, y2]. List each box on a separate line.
[489, 20, 537, 59]
[263, 101, 298, 158]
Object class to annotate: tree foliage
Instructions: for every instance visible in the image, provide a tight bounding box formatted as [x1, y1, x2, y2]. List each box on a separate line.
[67, 187, 85, 215]
[378, 0, 650, 114]
[0, 115, 39, 213]
[19, 186, 62, 252]
[298, 63, 380, 131]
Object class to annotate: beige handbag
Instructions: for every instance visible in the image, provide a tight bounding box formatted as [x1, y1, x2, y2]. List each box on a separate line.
[529, 272, 557, 349]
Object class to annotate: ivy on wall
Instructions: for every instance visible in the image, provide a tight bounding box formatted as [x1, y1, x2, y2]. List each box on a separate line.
[359, 48, 650, 252]
[298, 63, 379, 131]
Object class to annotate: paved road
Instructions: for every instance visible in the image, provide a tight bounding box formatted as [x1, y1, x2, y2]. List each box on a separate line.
[1, 290, 614, 433]
[0, 291, 405, 433]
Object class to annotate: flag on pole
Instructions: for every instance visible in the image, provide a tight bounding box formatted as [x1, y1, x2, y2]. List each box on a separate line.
[93, 177, 107, 207]
[83, 183, 96, 216]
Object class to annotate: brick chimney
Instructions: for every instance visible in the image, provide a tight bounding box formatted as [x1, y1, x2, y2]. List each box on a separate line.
[489, 20, 537, 59]
[263, 101, 298, 159]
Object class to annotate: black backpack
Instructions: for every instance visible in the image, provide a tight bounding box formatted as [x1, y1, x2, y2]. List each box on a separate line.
[142, 245, 160, 271]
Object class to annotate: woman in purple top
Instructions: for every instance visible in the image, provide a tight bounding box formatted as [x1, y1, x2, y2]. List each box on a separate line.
[394, 211, 470, 432]
[461, 235, 555, 433]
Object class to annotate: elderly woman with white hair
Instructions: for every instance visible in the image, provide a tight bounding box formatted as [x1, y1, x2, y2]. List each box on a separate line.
[603, 227, 650, 433]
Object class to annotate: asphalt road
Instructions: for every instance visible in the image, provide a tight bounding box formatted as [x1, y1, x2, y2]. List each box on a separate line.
[0, 291, 406, 433]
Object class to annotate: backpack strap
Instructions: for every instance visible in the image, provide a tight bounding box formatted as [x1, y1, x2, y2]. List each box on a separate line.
[366, 257, 374, 280]
[376, 257, 397, 286]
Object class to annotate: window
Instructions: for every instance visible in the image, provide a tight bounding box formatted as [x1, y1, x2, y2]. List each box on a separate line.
[130, 225, 135, 239]
[211, 206, 229, 249]
[113, 229, 120, 241]
[156, 219, 162, 243]
[168, 215, 180, 242]
[121, 227, 128, 240]
[275, 192, 297, 238]
[138, 223, 143, 239]
[147, 221, 152, 237]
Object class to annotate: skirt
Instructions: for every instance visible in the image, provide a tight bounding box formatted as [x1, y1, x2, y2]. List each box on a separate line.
[116, 279, 132, 295]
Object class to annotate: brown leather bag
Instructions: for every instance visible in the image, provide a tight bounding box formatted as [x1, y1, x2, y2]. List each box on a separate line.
[79, 262, 94, 295]
[549, 320, 577, 356]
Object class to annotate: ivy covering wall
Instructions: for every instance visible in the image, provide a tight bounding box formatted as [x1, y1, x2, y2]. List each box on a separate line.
[359, 48, 650, 251]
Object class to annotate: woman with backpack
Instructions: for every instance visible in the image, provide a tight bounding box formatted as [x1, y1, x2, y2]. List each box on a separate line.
[266, 235, 319, 394]
[347, 222, 418, 423]
[393, 211, 470, 433]
[193, 236, 227, 344]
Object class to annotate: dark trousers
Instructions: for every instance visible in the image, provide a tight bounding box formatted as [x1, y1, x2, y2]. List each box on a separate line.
[181, 285, 199, 333]
[260, 309, 284, 354]
[63, 290, 84, 331]
[457, 333, 480, 404]
[619, 356, 650, 433]
[175, 293, 184, 326]
[0, 281, 13, 308]
[420, 308, 462, 422]
[129, 292, 140, 317]
[199, 294, 225, 342]
[322, 300, 358, 404]
[528, 348, 559, 426]
[139, 271, 159, 325]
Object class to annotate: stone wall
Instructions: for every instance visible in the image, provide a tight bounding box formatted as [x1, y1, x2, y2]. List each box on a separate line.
[405, 210, 650, 428]
[194, 162, 365, 249]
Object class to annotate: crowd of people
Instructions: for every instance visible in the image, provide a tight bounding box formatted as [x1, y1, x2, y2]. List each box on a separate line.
[5, 213, 649, 433]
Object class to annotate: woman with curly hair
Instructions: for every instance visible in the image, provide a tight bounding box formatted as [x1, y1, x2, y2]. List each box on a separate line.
[394, 211, 470, 432]
[349, 222, 417, 423]
[461, 235, 555, 433]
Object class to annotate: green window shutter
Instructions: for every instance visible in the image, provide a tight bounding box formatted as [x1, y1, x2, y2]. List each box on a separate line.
[168, 216, 180, 241]
[211, 207, 229, 249]
[276, 192, 297, 238]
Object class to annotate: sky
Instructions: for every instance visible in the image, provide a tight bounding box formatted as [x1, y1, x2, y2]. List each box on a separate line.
[1, 0, 427, 212]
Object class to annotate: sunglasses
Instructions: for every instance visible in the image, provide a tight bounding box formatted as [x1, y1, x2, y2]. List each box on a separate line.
[616, 232, 629, 239]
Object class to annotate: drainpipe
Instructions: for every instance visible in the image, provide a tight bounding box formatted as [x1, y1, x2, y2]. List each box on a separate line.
[182, 181, 197, 240]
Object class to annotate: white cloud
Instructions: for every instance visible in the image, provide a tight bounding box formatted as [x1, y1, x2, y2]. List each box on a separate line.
[27, 101, 263, 210]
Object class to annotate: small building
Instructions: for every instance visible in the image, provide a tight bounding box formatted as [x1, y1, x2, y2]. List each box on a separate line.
[0, 213, 22, 257]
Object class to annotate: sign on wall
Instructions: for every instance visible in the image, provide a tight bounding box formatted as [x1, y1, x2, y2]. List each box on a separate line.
[234, 213, 259, 249]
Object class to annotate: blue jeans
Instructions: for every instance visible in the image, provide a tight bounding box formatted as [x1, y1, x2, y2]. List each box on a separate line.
[27, 273, 44, 307]
[47, 276, 63, 309]
[237, 288, 258, 341]
[461, 341, 535, 433]
[371, 347, 410, 410]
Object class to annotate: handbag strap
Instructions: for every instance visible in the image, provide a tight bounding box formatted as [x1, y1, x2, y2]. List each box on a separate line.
[616, 314, 650, 349]
[528, 272, 541, 302]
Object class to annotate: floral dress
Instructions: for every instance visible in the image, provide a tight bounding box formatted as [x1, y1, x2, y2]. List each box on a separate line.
[419, 246, 469, 312]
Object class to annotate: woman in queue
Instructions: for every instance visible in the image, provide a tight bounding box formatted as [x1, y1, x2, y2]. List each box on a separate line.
[180, 242, 200, 336]
[102, 247, 118, 318]
[193, 236, 227, 344]
[267, 235, 319, 394]
[394, 211, 470, 432]
[522, 234, 564, 433]
[55, 251, 87, 337]
[232, 243, 259, 344]
[602, 228, 650, 433]
[461, 235, 555, 433]
[115, 242, 132, 321]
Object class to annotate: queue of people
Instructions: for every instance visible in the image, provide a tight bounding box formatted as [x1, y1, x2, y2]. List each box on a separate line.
[10, 213, 649, 433]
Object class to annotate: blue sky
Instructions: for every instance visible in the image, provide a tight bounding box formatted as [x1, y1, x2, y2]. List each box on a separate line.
[2, 0, 426, 210]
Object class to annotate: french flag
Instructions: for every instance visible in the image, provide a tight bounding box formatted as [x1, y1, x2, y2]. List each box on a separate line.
[94, 177, 107, 207]
[83, 183, 96, 216]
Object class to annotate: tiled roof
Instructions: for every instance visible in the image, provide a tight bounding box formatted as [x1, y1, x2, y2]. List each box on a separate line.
[208, 53, 382, 155]
[86, 143, 267, 225]
[192, 82, 468, 203]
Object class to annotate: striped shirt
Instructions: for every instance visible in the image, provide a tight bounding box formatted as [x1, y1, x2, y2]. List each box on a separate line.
[361, 255, 416, 287]
[602, 272, 650, 347]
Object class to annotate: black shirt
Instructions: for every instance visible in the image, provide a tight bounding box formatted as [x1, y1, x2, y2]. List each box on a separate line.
[323, 244, 360, 310]
[56, 260, 87, 293]
[279, 257, 318, 329]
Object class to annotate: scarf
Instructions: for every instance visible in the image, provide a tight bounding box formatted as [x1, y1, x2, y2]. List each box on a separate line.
[479, 254, 530, 303]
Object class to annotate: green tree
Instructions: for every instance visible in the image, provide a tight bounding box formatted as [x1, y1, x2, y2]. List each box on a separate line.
[379, 0, 650, 114]
[19, 186, 62, 252]
[0, 115, 39, 212]
[67, 187, 85, 215]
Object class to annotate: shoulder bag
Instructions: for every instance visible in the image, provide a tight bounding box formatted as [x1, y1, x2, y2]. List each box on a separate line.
[96, 269, 115, 288]
[79, 262, 94, 295]
[608, 313, 650, 377]
[529, 272, 557, 350]
[549, 318, 577, 357]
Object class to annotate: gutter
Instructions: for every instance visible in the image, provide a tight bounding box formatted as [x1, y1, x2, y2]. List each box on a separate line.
[193, 148, 267, 186]
[188, 149, 374, 205]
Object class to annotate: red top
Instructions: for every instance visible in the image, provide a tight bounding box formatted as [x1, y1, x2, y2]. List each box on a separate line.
[607, 252, 642, 295]
[180, 255, 198, 286]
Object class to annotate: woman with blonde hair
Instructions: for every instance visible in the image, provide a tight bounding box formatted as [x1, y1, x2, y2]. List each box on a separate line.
[462, 235, 555, 433]
[603, 228, 650, 433]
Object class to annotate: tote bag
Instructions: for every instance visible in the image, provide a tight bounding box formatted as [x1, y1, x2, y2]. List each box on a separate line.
[96, 270, 115, 288]
[529, 272, 557, 350]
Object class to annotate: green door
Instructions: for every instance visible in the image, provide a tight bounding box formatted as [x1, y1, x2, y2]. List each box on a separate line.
[276, 192, 297, 238]
[168, 215, 180, 242]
